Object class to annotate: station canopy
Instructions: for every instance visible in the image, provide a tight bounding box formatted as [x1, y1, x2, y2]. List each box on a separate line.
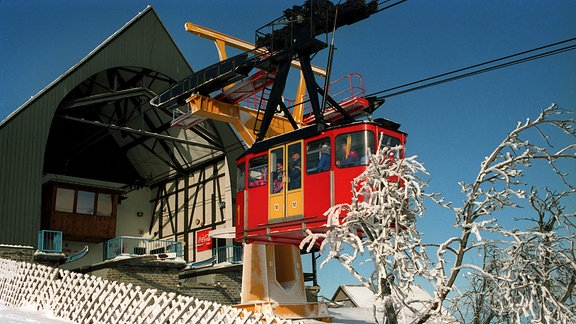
[35, 7, 242, 190]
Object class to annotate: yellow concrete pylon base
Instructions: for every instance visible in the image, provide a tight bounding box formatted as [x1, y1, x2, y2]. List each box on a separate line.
[235, 243, 332, 321]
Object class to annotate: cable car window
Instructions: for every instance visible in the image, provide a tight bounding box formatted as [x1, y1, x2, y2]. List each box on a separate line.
[237, 162, 246, 192]
[287, 142, 302, 190]
[336, 131, 375, 167]
[379, 134, 401, 148]
[378, 134, 402, 159]
[270, 148, 284, 194]
[248, 156, 267, 188]
[306, 138, 331, 174]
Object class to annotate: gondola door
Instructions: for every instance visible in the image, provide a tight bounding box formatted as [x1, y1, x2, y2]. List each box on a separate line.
[269, 146, 285, 222]
[269, 141, 303, 222]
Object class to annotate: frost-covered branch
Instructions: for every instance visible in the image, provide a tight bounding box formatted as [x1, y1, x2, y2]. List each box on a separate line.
[301, 137, 436, 323]
[303, 104, 575, 323]
[429, 104, 576, 323]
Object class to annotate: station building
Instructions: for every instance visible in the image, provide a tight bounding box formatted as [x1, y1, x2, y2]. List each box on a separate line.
[0, 7, 244, 276]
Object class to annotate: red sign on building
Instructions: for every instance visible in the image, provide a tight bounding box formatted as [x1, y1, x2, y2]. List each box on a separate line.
[196, 229, 212, 252]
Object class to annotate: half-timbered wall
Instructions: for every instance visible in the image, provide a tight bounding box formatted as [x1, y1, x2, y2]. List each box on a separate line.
[149, 156, 235, 261]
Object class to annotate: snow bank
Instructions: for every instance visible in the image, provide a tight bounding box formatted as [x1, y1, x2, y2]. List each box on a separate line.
[0, 304, 74, 324]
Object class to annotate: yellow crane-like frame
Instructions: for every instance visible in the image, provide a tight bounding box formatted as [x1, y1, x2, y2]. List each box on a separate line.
[182, 22, 328, 146]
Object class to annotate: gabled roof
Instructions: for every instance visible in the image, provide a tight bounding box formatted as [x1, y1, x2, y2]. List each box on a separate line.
[331, 284, 457, 322]
[0, 5, 245, 246]
[3, 6, 241, 188]
[332, 284, 435, 308]
[332, 285, 377, 307]
[1, 6, 186, 127]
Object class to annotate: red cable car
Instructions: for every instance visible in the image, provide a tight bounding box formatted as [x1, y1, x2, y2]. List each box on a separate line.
[152, 2, 405, 317]
[235, 118, 407, 246]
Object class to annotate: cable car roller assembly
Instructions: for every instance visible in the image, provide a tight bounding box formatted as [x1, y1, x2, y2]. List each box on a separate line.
[151, 0, 382, 142]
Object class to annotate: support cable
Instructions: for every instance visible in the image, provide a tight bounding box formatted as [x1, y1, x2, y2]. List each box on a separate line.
[368, 37, 576, 99]
[376, 0, 409, 14]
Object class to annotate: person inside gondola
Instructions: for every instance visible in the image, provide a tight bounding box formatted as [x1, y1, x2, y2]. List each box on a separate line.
[337, 140, 359, 166]
[288, 151, 301, 190]
[272, 160, 284, 193]
[312, 144, 330, 173]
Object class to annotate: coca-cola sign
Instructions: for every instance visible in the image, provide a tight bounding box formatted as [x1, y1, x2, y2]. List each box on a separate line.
[196, 229, 212, 251]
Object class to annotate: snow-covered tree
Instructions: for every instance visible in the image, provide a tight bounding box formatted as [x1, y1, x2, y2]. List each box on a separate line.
[302, 104, 575, 323]
[428, 104, 575, 323]
[450, 187, 576, 323]
[301, 136, 436, 323]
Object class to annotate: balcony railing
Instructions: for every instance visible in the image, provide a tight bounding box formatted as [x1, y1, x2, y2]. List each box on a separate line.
[284, 72, 366, 117]
[37, 230, 63, 253]
[213, 245, 242, 264]
[104, 236, 183, 260]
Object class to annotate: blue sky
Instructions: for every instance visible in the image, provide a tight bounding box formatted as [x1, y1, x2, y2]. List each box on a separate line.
[1, 1, 575, 298]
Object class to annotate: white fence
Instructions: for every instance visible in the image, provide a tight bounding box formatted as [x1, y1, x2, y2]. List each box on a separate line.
[0, 258, 293, 324]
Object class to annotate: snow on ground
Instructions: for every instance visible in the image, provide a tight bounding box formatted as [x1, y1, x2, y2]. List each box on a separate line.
[302, 307, 380, 324]
[0, 304, 74, 324]
[2, 304, 378, 324]
[326, 307, 380, 323]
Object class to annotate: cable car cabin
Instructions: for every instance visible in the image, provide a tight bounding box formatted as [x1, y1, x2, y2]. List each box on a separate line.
[235, 119, 407, 246]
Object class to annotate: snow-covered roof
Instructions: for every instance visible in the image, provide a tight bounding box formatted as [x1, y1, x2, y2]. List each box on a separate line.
[330, 284, 457, 323]
[332, 285, 376, 307]
[332, 284, 436, 309]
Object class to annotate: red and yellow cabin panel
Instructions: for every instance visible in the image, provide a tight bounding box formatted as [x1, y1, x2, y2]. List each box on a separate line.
[235, 119, 406, 246]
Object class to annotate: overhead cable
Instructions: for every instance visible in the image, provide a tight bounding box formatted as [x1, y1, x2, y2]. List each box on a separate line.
[376, 0, 409, 13]
[368, 37, 576, 99]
